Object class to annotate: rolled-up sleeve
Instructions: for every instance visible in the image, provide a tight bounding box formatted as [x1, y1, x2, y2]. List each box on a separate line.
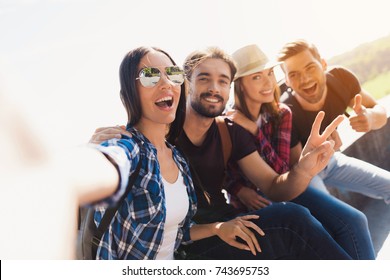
[92, 138, 140, 207]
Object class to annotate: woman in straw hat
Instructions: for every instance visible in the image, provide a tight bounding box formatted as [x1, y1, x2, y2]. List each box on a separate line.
[226, 44, 375, 260]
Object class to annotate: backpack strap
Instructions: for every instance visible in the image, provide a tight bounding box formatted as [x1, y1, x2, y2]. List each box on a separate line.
[215, 116, 232, 169]
[90, 151, 143, 258]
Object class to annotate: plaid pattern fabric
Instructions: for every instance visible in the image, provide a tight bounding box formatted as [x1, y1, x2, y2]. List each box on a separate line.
[93, 127, 197, 259]
[227, 103, 292, 199]
[255, 103, 292, 174]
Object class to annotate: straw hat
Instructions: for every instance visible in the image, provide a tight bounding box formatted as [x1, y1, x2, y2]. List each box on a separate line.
[232, 44, 280, 81]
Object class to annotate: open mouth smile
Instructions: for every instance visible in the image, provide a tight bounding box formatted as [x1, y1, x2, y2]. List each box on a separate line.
[155, 96, 173, 108]
[302, 83, 317, 95]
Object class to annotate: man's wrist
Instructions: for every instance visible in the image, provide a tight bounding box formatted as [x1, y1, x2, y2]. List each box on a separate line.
[293, 163, 312, 180]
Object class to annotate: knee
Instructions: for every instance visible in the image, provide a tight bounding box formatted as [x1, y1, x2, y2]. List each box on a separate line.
[266, 202, 313, 221]
[251, 202, 328, 236]
[347, 208, 369, 229]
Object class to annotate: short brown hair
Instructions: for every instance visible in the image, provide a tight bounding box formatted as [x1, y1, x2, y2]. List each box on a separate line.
[183, 47, 237, 82]
[277, 39, 321, 62]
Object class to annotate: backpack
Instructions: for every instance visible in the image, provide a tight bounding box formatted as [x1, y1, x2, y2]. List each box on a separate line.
[77, 150, 143, 260]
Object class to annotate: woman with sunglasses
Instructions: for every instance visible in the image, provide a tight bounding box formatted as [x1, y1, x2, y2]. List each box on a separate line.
[225, 44, 375, 259]
[85, 46, 267, 260]
[87, 45, 364, 261]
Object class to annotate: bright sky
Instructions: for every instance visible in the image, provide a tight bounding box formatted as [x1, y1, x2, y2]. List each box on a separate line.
[1, 0, 389, 150]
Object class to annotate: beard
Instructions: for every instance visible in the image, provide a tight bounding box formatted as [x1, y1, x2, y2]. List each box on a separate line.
[190, 92, 225, 118]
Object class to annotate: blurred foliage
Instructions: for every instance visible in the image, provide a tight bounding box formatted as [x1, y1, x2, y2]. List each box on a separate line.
[328, 34, 390, 98]
[362, 71, 390, 100]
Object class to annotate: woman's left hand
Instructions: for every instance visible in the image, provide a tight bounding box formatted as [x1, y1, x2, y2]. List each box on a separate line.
[214, 215, 265, 255]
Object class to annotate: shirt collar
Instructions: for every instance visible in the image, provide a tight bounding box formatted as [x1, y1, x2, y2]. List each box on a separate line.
[125, 124, 175, 152]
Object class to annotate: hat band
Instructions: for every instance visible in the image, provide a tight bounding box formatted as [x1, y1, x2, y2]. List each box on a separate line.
[238, 60, 267, 75]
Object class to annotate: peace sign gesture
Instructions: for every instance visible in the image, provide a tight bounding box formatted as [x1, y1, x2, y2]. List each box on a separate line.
[305, 111, 344, 149]
[297, 111, 344, 178]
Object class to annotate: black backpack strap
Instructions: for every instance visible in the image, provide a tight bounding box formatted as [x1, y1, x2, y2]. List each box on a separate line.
[91, 152, 143, 258]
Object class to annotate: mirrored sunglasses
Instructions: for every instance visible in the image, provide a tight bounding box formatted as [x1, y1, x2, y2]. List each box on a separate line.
[136, 66, 185, 88]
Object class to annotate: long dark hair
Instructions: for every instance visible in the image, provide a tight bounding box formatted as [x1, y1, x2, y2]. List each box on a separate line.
[119, 46, 186, 144]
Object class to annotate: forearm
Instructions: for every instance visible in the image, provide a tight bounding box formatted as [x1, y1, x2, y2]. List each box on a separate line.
[61, 146, 119, 205]
[189, 222, 220, 241]
[267, 111, 341, 201]
[225, 166, 248, 196]
[267, 163, 312, 201]
[239, 152, 309, 201]
[289, 144, 302, 167]
[368, 105, 387, 130]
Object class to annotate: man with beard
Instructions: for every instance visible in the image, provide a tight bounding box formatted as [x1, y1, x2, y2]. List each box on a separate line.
[90, 47, 356, 259]
[178, 47, 335, 213]
[278, 39, 390, 203]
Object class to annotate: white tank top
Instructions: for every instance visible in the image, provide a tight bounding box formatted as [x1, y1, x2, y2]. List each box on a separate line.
[155, 171, 189, 260]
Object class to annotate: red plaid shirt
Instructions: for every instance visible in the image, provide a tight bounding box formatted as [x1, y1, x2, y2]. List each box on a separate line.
[255, 103, 292, 174]
[226, 103, 292, 204]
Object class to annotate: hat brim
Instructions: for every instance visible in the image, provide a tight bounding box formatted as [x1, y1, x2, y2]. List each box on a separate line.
[234, 61, 282, 81]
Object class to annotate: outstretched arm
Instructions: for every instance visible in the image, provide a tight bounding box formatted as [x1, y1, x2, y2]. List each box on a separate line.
[225, 107, 291, 210]
[0, 95, 120, 259]
[61, 146, 120, 205]
[238, 112, 343, 201]
[0, 96, 120, 205]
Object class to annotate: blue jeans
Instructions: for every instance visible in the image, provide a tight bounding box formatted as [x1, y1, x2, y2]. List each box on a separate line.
[314, 152, 390, 203]
[184, 202, 352, 260]
[292, 186, 375, 259]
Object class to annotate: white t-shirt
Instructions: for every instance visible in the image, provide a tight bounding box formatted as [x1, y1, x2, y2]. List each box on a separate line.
[155, 171, 189, 260]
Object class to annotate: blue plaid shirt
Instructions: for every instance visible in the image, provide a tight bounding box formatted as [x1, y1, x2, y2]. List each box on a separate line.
[93, 127, 197, 259]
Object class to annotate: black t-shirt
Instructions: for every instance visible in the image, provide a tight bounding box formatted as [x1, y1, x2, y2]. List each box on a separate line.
[176, 118, 257, 209]
[281, 67, 361, 147]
